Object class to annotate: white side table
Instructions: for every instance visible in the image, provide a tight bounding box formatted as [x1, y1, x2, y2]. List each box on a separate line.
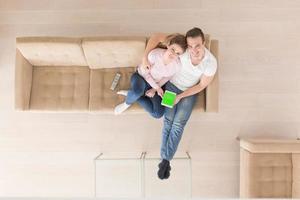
[94, 151, 192, 198]
[94, 152, 143, 198]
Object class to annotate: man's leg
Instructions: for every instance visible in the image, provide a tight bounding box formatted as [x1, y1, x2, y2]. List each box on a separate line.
[160, 82, 181, 160]
[163, 94, 197, 161]
[158, 102, 176, 179]
[160, 105, 176, 160]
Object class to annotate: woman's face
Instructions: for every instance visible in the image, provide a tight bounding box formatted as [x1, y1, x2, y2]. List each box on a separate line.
[165, 43, 184, 60]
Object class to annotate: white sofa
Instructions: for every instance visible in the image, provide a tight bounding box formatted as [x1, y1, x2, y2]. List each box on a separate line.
[15, 35, 219, 112]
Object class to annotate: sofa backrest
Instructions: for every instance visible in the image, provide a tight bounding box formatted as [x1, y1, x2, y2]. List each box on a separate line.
[16, 35, 211, 69]
[82, 36, 146, 69]
[16, 37, 88, 67]
[204, 34, 210, 49]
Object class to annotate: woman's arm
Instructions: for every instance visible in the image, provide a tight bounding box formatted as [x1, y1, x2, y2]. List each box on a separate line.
[158, 77, 171, 87]
[143, 73, 164, 97]
[143, 73, 160, 90]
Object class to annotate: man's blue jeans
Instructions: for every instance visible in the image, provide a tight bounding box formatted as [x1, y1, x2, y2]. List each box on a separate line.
[160, 82, 197, 161]
[125, 72, 164, 118]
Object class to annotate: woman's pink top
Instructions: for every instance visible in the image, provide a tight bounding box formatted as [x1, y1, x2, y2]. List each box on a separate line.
[137, 48, 181, 89]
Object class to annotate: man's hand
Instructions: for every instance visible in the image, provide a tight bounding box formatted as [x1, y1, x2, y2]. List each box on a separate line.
[145, 88, 156, 98]
[142, 33, 167, 70]
[156, 87, 164, 98]
[174, 94, 182, 105]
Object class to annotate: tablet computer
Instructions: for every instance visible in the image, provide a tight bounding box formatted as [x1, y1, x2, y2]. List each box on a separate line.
[161, 90, 177, 108]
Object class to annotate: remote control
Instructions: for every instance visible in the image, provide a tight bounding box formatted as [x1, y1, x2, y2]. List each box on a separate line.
[110, 73, 121, 90]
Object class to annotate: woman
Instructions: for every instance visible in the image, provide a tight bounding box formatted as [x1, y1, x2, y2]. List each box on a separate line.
[114, 34, 187, 118]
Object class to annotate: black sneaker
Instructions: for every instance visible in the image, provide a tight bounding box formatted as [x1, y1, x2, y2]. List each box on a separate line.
[157, 159, 169, 180]
[164, 163, 171, 179]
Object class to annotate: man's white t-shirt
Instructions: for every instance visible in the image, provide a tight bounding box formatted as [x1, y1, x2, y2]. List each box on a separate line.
[170, 47, 217, 91]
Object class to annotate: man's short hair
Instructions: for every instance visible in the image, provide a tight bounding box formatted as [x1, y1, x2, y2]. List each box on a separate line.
[186, 27, 205, 43]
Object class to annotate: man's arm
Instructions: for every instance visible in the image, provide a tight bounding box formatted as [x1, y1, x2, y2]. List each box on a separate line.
[176, 75, 215, 103]
[142, 33, 168, 68]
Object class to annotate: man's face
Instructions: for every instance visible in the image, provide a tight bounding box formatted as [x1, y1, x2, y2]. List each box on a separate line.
[186, 36, 204, 58]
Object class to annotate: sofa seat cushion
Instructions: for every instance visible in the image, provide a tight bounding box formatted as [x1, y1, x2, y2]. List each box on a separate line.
[82, 37, 146, 69]
[16, 37, 87, 67]
[89, 67, 142, 112]
[248, 153, 292, 198]
[90, 66, 205, 112]
[30, 66, 90, 110]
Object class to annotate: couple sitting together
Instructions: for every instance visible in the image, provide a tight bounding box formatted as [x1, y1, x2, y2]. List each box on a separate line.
[114, 27, 217, 180]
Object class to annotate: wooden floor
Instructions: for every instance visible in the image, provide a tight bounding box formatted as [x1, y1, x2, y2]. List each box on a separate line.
[1, 0, 300, 197]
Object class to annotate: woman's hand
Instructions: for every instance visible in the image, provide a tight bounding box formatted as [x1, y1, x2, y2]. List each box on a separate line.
[145, 88, 156, 98]
[156, 87, 164, 98]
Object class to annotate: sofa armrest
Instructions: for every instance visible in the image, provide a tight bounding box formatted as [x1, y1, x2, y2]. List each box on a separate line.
[15, 49, 33, 110]
[240, 139, 300, 153]
[239, 148, 252, 198]
[205, 39, 219, 112]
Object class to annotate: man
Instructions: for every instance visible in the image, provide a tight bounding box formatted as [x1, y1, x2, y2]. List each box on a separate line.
[142, 27, 218, 180]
